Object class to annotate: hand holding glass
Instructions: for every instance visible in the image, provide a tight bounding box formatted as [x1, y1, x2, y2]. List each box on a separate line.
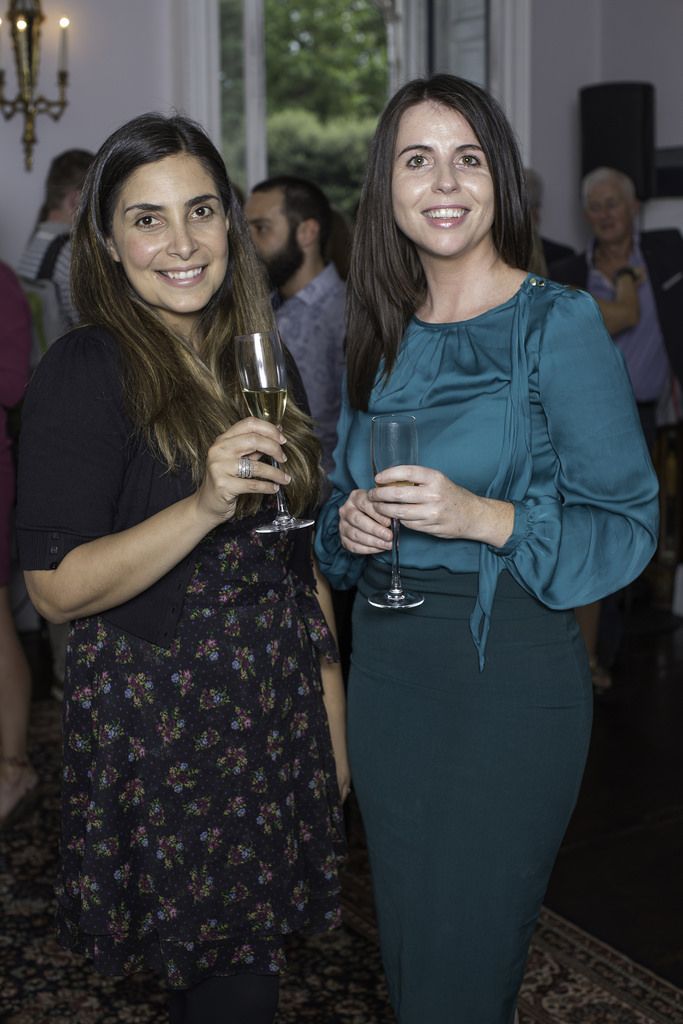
[234, 329, 314, 533]
[368, 414, 424, 609]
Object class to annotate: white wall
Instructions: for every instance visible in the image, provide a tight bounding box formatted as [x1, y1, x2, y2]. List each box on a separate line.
[0, 0, 199, 266]
[526, 0, 683, 252]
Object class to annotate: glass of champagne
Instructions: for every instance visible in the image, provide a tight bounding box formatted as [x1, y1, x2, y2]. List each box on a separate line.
[234, 329, 314, 533]
[368, 413, 424, 609]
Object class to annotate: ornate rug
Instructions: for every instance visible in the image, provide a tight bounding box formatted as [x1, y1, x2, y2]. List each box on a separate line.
[1, 702, 682, 1024]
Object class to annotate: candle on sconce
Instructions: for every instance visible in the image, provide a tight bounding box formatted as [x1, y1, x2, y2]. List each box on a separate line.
[16, 17, 29, 84]
[58, 17, 70, 73]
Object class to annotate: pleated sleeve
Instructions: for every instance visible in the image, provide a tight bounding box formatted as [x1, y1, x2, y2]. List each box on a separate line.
[492, 288, 659, 608]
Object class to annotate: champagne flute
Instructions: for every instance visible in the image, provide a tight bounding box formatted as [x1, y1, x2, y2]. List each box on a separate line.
[234, 329, 314, 533]
[368, 413, 424, 609]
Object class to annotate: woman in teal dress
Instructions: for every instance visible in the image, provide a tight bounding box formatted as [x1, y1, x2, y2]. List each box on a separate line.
[314, 75, 659, 1024]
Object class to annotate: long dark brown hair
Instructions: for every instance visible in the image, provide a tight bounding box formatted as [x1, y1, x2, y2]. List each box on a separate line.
[71, 113, 321, 516]
[346, 74, 533, 410]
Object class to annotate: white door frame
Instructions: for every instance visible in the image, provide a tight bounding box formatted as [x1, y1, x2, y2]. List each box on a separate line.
[487, 0, 532, 162]
[170, 0, 221, 144]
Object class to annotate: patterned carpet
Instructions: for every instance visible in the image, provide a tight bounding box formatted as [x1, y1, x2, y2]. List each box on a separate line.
[1, 702, 682, 1024]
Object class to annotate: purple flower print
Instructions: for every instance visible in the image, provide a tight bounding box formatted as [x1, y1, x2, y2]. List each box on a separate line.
[231, 646, 256, 680]
[170, 668, 194, 697]
[231, 944, 256, 966]
[108, 903, 131, 944]
[188, 866, 214, 902]
[157, 707, 186, 745]
[130, 825, 149, 849]
[199, 827, 223, 854]
[166, 762, 199, 793]
[149, 798, 166, 826]
[124, 672, 154, 707]
[224, 882, 249, 904]
[230, 706, 254, 732]
[119, 778, 145, 807]
[199, 688, 229, 710]
[247, 901, 275, 930]
[256, 801, 283, 835]
[194, 728, 220, 751]
[195, 638, 220, 662]
[79, 874, 101, 910]
[266, 730, 284, 761]
[156, 834, 185, 869]
[184, 796, 212, 817]
[217, 746, 247, 776]
[128, 737, 146, 762]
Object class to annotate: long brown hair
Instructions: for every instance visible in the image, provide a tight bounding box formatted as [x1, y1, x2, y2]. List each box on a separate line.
[346, 74, 533, 410]
[71, 113, 321, 516]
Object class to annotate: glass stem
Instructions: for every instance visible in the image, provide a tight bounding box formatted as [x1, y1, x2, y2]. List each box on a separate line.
[272, 459, 291, 522]
[389, 517, 403, 595]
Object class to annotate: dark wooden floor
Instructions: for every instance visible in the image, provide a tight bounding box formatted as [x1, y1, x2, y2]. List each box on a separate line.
[21, 585, 683, 989]
[545, 591, 683, 987]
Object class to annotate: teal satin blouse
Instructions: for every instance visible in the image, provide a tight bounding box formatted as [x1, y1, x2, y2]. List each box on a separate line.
[314, 275, 659, 666]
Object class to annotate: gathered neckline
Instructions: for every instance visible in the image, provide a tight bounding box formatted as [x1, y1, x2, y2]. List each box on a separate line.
[411, 272, 536, 329]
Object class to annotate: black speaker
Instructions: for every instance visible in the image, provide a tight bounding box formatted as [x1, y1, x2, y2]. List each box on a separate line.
[580, 82, 656, 199]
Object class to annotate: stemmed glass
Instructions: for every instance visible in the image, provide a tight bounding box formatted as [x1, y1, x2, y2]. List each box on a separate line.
[368, 413, 424, 609]
[234, 329, 314, 533]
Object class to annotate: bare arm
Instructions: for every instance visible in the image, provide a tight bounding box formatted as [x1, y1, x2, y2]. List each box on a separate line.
[24, 419, 289, 623]
[312, 558, 350, 802]
[594, 268, 642, 336]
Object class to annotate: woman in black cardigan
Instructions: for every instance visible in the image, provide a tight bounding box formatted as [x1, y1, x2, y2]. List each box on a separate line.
[16, 113, 348, 1024]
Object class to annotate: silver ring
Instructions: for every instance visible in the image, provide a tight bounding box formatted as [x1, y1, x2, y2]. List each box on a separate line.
[237, 456, 253, 480]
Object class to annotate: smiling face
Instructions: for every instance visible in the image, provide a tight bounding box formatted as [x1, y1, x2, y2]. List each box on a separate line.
[106, 152, 230, 340]
[391, 100, 496, 266]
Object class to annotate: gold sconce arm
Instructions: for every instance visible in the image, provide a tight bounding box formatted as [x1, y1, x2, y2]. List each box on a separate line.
[0, 2, 70, 171]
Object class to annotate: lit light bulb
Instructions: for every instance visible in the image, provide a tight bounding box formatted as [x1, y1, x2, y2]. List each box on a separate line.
[59, 17, 70, 29]
[17, 18, 28, 31]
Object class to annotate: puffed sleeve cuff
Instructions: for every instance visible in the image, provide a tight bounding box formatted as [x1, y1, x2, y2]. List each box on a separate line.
[313, 492, 366, 590]
[488, 496, 562, 562]
[488, 500, 531, 556]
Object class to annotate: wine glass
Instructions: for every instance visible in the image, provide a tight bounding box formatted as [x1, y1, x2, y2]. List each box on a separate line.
[368, 413, 424, 609]
[234, 329, 314, 533]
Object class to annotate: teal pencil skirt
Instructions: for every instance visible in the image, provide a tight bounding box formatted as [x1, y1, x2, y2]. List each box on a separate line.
[349, 567, 593, 1024]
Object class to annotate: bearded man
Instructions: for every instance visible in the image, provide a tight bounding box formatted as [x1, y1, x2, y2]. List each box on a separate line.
[245, 176, 347, 476]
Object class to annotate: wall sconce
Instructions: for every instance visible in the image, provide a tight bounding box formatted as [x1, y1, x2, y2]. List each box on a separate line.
[0, 1, 70, 170]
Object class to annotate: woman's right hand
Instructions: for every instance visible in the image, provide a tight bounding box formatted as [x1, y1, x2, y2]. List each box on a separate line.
[338, 489, 393, 555]
[195, 417, 291, 525]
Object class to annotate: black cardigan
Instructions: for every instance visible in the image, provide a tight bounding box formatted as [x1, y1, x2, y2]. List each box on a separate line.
[16, 325, 314, 647]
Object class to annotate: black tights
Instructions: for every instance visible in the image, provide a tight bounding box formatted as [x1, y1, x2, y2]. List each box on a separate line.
[167, 974, 279, 1024]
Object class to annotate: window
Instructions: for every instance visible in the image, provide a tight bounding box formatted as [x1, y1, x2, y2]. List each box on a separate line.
[219, 0, 388, 219]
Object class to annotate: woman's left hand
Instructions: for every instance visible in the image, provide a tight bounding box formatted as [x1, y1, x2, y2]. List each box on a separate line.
[336, 759, 352, 804]
[369, 466, 514, 548]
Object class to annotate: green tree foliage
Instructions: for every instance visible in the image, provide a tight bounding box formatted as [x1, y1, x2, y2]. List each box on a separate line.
[265, 0, 388, 121]
[264, 1, 387, 217]
[220, 0, 387, 211]
[267, 109, 378, 218]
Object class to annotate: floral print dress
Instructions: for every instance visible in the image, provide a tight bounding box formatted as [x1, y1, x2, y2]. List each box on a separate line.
[56, 519, 345, 989]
